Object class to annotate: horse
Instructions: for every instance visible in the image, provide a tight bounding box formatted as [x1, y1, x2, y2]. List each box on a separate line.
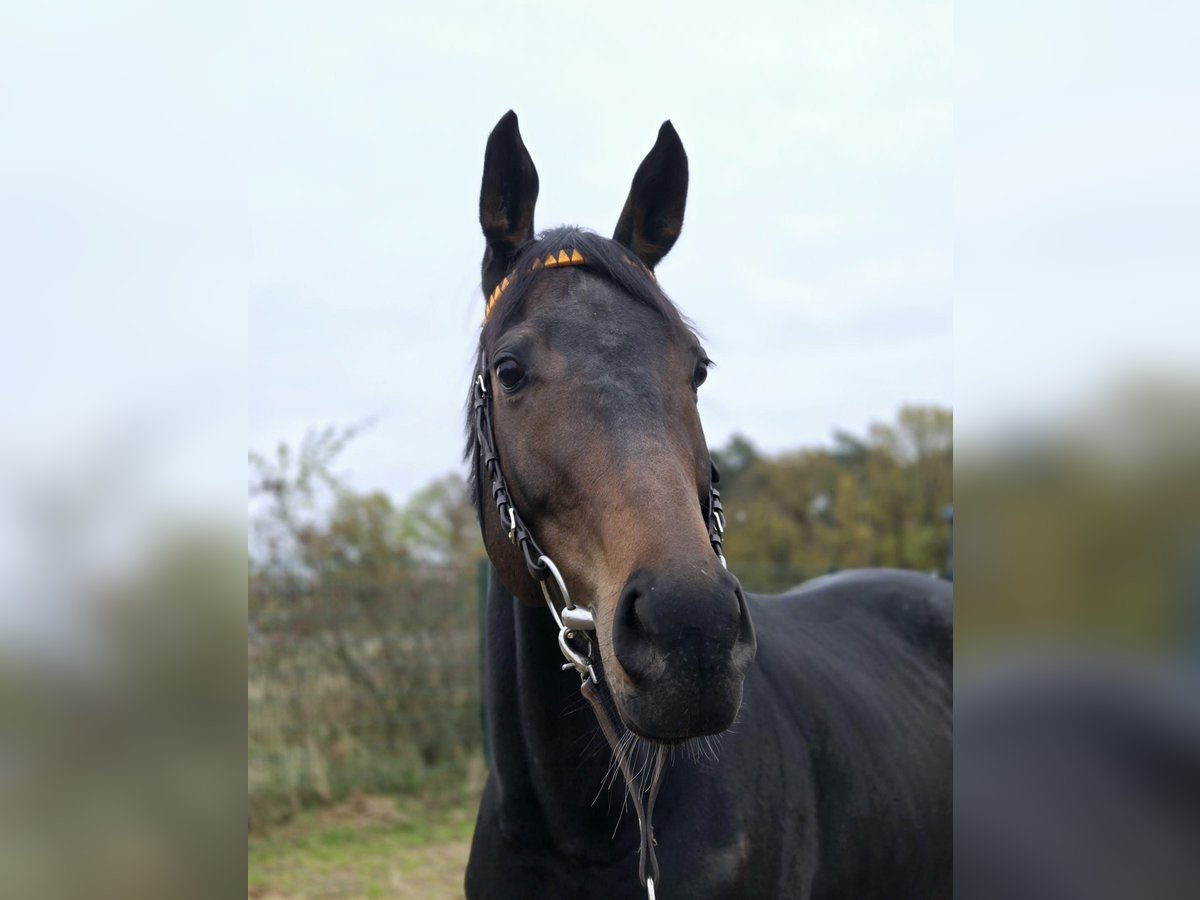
[463, 111, 952, 899]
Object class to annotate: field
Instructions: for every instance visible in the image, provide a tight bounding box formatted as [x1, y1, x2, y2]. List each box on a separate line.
[249, 783, 483, 900]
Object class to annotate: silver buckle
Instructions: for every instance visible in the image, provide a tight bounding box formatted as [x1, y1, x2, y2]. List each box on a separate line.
[538, 554, 597, 683]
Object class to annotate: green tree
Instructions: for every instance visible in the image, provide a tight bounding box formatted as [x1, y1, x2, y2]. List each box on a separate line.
[713, 405, 952, 585]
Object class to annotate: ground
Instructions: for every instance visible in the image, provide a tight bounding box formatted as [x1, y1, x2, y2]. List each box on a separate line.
[249, 790, 481, 899]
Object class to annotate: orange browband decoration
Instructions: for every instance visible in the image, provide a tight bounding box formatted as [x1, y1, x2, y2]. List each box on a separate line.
[484, 248, 587, 322]
[483, 248, 653, 323]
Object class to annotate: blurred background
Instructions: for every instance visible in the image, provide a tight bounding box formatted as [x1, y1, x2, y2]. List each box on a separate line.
[2, 1, 1197, 899]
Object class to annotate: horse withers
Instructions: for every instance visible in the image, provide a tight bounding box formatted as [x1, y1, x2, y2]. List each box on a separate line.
[463, 111, 952, 899]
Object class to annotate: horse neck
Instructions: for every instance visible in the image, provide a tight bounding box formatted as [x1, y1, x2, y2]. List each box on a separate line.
[484, 566, 633, 857]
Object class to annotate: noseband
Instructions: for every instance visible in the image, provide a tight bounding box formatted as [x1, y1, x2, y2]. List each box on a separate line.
[471, 350, 728, 900]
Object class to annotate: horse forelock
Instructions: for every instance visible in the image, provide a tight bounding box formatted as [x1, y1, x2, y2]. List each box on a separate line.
[464, 225, 698, 520]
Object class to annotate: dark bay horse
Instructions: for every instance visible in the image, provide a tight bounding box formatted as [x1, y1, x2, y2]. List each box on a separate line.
[464, 111, 952, 899]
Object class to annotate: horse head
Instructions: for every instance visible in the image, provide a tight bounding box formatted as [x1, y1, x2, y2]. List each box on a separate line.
[469, 111, 756, 742]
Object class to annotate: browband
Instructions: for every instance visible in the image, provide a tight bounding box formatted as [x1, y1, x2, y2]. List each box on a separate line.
[485, 248, 587, 322]
[483, 246, 654, 323]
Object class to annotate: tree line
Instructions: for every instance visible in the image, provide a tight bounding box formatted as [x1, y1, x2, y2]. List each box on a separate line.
[714, 404, 952, 586]
[250, 403, 951, 593]
[247, 404, 951, 822]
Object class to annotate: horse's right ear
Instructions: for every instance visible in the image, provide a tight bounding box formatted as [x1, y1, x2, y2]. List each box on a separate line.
[479, 111, 539, 299]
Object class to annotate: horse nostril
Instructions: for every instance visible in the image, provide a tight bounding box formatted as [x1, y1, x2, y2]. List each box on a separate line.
[612, 569, 749, 686]
[613, 574, 656, 683]
[616, 576, 641, 631]
[716, 568, 742, 603]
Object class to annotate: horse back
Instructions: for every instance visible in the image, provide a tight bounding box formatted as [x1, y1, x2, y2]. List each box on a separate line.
[773, 568, 951, 665]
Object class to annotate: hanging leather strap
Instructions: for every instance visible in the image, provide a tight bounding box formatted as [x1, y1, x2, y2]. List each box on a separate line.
[581, 678, 668, 898]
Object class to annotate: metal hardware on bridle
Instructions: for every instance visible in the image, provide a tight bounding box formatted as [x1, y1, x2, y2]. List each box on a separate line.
[707, 460, 727, 568]
[537, 554, 598, 683]
[473, 311, 730, 899]
[473, 370, 552, 583]
[473, 365, 597, 681]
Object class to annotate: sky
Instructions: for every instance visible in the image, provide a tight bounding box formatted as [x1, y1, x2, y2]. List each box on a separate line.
[954, 2, 1199, 439]
[2, 0, 1191, 534]
[248, 1, 953, 501]
[0, 0, 1195, 648]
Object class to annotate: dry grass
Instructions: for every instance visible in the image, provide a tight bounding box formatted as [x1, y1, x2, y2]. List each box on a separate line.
[248, 783, 483, 900]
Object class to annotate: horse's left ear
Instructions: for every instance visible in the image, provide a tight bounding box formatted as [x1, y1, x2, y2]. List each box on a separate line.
[479, 110, 540, 297]
[613, 120, 689, 270]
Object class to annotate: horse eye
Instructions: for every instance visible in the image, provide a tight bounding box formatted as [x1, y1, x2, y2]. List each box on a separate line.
[692, 360, 709, 390]
[495, 358, 526, 392]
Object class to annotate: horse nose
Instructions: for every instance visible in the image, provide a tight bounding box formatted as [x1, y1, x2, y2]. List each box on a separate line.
[613, 567, 748, 684]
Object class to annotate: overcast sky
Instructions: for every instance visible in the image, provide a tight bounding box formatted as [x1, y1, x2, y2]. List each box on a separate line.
[248, 1, 952, 500]
[3, 1, 1195, 651]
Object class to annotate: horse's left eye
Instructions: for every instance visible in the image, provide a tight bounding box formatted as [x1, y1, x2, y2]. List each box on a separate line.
[692, 361, 709, 390]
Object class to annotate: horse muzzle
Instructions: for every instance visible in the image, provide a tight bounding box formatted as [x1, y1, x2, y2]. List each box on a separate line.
[610, 568, 757, 741]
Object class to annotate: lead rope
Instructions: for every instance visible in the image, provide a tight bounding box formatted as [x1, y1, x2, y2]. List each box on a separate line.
[473, 363, 727, 900]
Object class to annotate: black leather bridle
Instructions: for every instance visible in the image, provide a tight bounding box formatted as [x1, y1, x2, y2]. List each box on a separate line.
[471, 356, 729, 898]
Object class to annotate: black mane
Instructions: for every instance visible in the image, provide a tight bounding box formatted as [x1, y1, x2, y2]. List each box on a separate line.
[464, 226, 695, 515]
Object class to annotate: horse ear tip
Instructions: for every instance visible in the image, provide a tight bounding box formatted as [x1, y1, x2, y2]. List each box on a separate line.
[493, 110, 520, 135]
[657, 120, 685, 153]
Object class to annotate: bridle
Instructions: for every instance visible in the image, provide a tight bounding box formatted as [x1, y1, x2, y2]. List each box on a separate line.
[471, 364, 727, 675]
[471, 274, 729, 899]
